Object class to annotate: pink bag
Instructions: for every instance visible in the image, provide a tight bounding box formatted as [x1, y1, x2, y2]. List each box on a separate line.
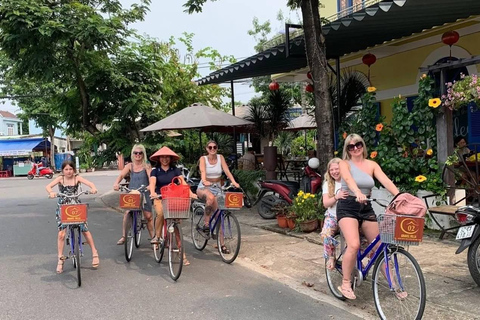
[385, 192, 427, 218]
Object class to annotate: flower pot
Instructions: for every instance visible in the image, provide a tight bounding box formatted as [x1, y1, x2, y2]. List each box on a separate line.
[299, 219, 319, 233]
[286, 217, 296, 230]
[276, 214, 288, 228]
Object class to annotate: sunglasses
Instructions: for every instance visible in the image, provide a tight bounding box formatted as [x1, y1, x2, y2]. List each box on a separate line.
[207, 145, 218, 150]
[347, 141, 364, 151]
[133, 151, 143, 155]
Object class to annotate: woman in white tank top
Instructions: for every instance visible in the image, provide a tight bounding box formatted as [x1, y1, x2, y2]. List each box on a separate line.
[196, 140, 240, 231]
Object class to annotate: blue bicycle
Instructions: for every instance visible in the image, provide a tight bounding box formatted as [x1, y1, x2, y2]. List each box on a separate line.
[57, 190, 90, 287]
[191, 185, 242, 264]
[325, 199, 426, 320]
[119, 185, 148, 262]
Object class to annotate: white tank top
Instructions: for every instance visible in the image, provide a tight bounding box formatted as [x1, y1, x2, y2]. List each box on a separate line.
[204, 155, 222, 179]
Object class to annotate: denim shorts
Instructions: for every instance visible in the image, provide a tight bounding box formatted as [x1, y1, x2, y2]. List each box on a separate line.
[336, 196, 377, 223]
[197, 181, 222, 196]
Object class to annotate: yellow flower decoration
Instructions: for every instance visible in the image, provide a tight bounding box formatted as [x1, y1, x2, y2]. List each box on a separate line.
[367, 87, 377, 92]
[415, 175, 427, 183]
[375, 123, 384, 132]
[426, 149, 433, 156]
[334, 151, 339, 155]
[370, 151, 378, 159]
[428, 98, 441, 108]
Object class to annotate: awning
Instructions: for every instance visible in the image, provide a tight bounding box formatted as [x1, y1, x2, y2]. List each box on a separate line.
[0, 138, 44, 156]
[196, 0, 480, 85]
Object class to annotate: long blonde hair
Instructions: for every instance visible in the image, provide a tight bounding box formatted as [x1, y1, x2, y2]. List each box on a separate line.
[342, 133, 368, 160]
[324, 157, 342, 197]
[131, 144, 148, 166]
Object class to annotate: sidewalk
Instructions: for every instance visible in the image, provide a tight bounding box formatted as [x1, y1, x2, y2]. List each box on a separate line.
[100, 191, 480, 320]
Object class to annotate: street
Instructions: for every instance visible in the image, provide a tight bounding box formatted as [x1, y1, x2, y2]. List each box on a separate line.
[0, 173, 362, 320]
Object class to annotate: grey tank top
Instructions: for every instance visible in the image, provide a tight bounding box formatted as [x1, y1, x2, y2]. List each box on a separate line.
[129, 163, 149, 189]
[341, 161, 375, 196]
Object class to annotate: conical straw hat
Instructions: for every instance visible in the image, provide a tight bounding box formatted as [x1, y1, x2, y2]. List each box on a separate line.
[150, 146, 180, 162]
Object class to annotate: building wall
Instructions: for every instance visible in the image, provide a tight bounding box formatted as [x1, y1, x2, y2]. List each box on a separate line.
[0, 118, 21, 136]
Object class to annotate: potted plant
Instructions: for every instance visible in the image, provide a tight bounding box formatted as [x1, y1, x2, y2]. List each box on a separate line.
[79, 163, 88, 173]
[271, 202, 289, 228]
[292, 190, 319, 233]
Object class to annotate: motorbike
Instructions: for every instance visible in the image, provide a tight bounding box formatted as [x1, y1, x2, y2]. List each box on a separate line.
[454, 205, 480, 286]
[27, 163, 54, 179]
[253, 157, 322, 219]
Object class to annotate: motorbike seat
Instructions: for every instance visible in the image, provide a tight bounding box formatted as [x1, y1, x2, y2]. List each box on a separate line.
[264, 180, 300, 191]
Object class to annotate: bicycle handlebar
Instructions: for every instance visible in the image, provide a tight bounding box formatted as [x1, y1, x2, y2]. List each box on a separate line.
[119, 184, 148, 193]
[366, 198, 389, 208]
[57, 190, 90, 198]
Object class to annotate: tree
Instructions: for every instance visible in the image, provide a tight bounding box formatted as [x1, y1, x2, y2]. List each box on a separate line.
[184, 0, 333, 173]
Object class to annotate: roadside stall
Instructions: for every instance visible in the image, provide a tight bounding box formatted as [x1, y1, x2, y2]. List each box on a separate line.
[0, 138, 49, 177]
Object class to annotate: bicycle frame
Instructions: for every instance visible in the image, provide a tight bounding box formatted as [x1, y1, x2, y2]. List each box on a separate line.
[337, 234, 402, 291]
[68, 225, 83, 257]
[207, 208, 230, 237]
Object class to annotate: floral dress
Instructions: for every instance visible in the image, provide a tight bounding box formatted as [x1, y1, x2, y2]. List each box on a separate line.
[55, 175, 88, 232]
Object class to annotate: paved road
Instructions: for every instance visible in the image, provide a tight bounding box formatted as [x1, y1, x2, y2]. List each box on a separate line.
[0, 174, 362, 320]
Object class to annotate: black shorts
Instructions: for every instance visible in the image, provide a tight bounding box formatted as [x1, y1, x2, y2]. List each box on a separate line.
[336, 196, 377, 223]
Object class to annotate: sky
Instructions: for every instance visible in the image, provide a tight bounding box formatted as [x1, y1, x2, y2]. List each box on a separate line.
[0, 0, 299, 115]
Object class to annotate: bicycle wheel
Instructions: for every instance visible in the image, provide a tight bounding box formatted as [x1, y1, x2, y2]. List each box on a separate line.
[168, 222, 183, 281]
[372, 247, 426, 320]
[191, 205, 208, 251]
[153, 218, 166, 263]
[69, 227, 76, 268]
[73, 227, 82, 287]
[216, 211, 241, 264]
[325, 232, 346, 301]
[124, 212, 134, 262]
[134, 211, 142, 248]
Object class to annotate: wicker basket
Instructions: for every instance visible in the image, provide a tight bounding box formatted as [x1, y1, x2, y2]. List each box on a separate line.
[377, 214, 424, 246]
[162, 198, 191, 219]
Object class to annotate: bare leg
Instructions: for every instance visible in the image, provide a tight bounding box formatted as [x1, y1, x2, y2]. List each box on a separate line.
[117, 211, 129, 244]
[152, 199, 164, 241]
[196, 188, 217, 226]
[338, 217, 360, 299]
[57, 229, 66, 273]
[143, 210, 154, 238]
[82, 230, 99, 267]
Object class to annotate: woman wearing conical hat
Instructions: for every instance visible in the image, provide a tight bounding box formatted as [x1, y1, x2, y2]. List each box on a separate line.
[149, 146, 195, 266]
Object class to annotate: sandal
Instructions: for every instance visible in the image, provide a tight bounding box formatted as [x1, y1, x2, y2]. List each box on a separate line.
[183, 257, 191, 266]
[338, 281, 356, 300]
[326, 257, 335, 270]
[56, 256, 66, 274]
[221, 245, 230, 254]
[117, 236, 125, 245]
[92, 255, 99, 268]
[394, 288, 408, 300]
[150, 236, 161, 244]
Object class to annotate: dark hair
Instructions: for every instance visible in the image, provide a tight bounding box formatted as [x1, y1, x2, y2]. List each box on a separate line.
[454, 136, 467, 145]
[61, 160, 77, 173]
[247, 147, 254, 152]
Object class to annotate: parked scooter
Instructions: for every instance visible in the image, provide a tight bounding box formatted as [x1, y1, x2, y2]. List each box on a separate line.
[27, 162, 54, 179]
[253, 157, 322, 219]
[454, 205, 480, 286]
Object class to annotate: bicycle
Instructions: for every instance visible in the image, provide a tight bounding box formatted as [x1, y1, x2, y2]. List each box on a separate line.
[119, 185, 149, 262]
[191, 185, 242, 264]
[56, 190, 90, 287]
[152, 194, 191, 281]
[325, 199, 426, 320]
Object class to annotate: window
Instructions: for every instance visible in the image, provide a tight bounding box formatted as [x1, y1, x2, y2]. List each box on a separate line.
[7, 124, 14, 136]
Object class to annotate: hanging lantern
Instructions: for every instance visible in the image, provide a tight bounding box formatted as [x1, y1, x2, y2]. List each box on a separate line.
[362, 53, 376, 81]
[269, 81, 279, 91]
[307, 71, 312, 80]
[442, 31, 459, 58]
[305, 84, 314, 93]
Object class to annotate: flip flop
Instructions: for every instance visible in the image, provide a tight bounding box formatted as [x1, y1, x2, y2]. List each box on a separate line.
[117, 237, 125, 245]
[183, 258, 191, 266]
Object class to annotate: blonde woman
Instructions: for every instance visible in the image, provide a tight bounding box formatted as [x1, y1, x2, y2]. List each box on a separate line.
[337, 133, 399, 300]
[320, 158, 348, 270]
[113, 144, 154, 245]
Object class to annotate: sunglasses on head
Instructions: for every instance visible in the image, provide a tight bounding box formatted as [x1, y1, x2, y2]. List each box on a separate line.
[133, 151, 143, 155]
[347, 141, 363, 151]
[207, 145, 218, 150]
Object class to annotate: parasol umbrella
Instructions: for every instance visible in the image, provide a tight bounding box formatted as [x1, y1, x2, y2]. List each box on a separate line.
[141, 103, 254, 133]
[284, 113, 317, 154]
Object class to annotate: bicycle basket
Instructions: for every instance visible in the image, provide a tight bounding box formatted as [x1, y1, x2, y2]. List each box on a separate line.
[162, 198, 191, 219]
[60, 204, 88, 225]
[377, 214, 424, 246]
[119, 192, 141, 209]
[217, 192, 243, 210]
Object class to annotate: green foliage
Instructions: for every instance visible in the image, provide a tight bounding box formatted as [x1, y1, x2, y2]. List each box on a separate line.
[232, 169, 264, 199]
[289, 131, 316, 157]
[444, 74, 480, 110]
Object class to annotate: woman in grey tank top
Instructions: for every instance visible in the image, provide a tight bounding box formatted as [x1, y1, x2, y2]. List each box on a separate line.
[113, 144, 153, 245]
[336, 134, 399, 300]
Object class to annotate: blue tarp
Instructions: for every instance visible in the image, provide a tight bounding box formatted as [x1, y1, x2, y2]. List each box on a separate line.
[0, 138, 44, 156]
[54, 153, 73, 171]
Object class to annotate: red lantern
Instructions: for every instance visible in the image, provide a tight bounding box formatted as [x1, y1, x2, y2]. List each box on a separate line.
[307, 71, 312, 80]
[305, 84, 314, 93]
[442, 31, 459, 46]
[269, 81, 279, 91]
[362, 53, 376, 67]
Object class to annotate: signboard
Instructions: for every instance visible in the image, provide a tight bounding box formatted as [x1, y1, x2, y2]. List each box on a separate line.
[224, 192, 243, 209]
[394, 216, 424, 242]
[60, 204, 88, 224]
[119, 193, 141, 209]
